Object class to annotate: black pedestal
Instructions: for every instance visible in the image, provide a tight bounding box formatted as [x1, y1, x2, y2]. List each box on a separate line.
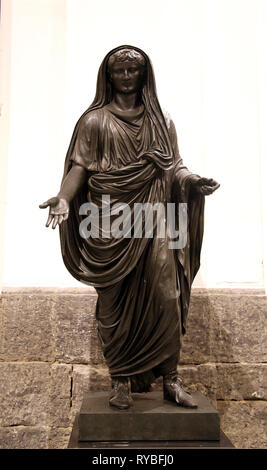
[68, 391, 234, 448]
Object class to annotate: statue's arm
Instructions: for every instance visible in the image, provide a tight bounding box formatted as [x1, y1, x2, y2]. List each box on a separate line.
[39, 163, 88, 229]
[167, 116, 220, 197]
[58, 163, 88, 202]
[39, 111, 98, 229]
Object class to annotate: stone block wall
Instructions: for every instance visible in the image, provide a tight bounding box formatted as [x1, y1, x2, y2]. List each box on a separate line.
[0, 287, 266, 449]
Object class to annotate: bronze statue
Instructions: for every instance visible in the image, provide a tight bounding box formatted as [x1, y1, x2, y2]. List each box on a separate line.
[40, 46, 219, 410]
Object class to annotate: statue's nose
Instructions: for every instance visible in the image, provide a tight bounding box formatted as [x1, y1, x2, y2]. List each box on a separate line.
[123, 70, 129, 78]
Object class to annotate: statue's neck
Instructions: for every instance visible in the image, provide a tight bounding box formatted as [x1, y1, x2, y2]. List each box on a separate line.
[111, 92, 142, 112]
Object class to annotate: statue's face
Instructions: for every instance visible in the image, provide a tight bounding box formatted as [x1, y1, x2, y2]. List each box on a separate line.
[108, 60, 145, 94]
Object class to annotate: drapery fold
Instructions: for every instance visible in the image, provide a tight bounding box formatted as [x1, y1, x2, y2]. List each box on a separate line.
[58, 46, 204, 390]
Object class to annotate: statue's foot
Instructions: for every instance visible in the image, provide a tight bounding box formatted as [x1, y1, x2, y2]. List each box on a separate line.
[109, 376, 133, 410]
[163, 373, 198, 409]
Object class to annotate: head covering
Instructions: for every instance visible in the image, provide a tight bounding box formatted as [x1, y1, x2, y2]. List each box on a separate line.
[61, 45, 174, 182]
[59, 46, 176, 284]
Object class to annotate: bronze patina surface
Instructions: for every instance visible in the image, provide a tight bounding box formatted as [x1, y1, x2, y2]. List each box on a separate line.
[40, 46, 219, 409]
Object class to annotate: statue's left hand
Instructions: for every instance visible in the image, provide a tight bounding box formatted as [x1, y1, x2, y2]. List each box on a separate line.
[190, 176, 220, 196]
[39, 197, 69, 229]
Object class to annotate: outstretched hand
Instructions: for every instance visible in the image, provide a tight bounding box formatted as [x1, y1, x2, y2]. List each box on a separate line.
[39, 197, 69, 229]
[190, 176, 220, 196]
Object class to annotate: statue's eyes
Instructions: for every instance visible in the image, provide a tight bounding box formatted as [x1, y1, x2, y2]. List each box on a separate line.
[112, 68, 123, 74]
[113, 67, 139, 75]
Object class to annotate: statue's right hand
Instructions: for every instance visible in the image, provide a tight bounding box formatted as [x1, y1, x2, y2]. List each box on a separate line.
[39, 197, 69, 229]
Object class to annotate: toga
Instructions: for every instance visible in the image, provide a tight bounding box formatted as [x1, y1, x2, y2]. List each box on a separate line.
[59, 45, 205, 392]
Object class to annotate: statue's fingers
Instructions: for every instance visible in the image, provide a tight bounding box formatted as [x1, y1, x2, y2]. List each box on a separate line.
[52, 215, 59, 229]
[58, 215, 64, 225]
[46, 214, 54, 227]
[205, 185, 214, 192]
[63, 212, 69, 221]
[198, 177, 210, 185]
[200, 185, 211, 195]
[199, 186, 207, 194]
[39, 201, 50, 209]
[40, 197, 59, 209]
[205, 183, 220, 194]
[195, 177, 205, 185]
[199, 177, 218, 187]
[208, 179, 220, 188]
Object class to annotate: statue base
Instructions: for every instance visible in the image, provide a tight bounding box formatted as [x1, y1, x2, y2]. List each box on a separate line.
[72, 391, 224, 444]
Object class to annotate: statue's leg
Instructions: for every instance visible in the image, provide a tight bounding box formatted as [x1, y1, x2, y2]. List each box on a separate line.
[95, 236, 186, 408]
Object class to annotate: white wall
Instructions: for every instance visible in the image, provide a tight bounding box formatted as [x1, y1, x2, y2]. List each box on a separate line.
[1, 0, 266, 289]
[0, 0, 12, 291]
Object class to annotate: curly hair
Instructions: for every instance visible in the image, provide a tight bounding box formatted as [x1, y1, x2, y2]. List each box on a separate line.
[107, 48, 146, 69]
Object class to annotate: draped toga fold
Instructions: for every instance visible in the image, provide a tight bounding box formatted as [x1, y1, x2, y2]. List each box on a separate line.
[59, 104, 204, 392]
